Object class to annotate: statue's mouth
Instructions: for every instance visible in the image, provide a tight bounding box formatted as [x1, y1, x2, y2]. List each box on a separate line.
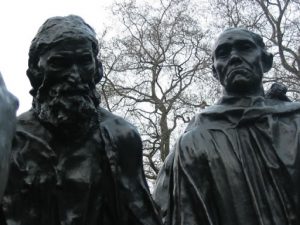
[61, 89, 89, 96]
[226, 67, 252, 80]
[49, 87, 90, 97]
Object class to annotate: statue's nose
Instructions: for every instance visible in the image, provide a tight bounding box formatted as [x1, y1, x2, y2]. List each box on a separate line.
[228, 50, 243, 66]
[68, 65, 82, 83]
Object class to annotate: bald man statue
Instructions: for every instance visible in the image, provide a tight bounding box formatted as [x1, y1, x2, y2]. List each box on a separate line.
[153, 28, 300, 225]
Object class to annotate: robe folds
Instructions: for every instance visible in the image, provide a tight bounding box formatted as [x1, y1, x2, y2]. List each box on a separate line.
[154, 96, 300, 225]
[3, 107, 162, 225]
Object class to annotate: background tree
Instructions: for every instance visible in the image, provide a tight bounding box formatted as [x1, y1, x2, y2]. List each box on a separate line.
[99, 0, 218, 183]
[98, 0, 299, 185]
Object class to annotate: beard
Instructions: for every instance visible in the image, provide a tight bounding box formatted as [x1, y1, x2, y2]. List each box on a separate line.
[32, 82, 100, 140]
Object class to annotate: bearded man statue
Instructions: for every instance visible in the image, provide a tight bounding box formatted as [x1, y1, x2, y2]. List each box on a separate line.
[2, 15, 162, 225]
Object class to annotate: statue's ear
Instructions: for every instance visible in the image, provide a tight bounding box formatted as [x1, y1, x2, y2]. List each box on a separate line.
[212, 65, 218, 80]
[94, 60, 103, 84]
[262, 51, 273, 73]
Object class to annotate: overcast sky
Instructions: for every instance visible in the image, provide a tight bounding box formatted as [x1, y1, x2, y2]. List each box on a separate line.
[0, 0, 112, 114]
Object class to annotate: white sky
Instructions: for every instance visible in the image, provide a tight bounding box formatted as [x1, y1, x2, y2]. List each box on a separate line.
[0, 0, 112, 114]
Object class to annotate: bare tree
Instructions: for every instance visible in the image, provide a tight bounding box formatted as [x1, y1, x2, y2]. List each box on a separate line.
[99, 0, 217, 182]
[97, 0, 300, 184]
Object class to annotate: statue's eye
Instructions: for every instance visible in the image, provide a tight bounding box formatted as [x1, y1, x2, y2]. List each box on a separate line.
[216, 46, 230, 58]
[80, 54, 93, 65]
[239, 42, 255, 51]
[48, 56, 69, 69]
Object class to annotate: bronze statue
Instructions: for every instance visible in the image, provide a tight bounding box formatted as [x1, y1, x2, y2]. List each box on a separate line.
[2, 15, 162, 225]
[0, 73, 18, 225]
[153, 28, 300, 225]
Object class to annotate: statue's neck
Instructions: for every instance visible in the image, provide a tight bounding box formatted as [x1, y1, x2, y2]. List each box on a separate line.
[223, 85, 265, 98]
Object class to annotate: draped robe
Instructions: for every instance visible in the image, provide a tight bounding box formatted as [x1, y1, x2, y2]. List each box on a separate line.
[154, 96, 300, 225]
[3, 108, 162, 225]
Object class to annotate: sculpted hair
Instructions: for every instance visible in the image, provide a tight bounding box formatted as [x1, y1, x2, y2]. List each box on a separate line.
[26, 15, 103, 96]
[223, 28, 266, 49]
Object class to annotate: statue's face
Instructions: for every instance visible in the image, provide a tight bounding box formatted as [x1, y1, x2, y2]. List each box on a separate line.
[212, 30, 264, 95]
[34, 39, 99, 131]
[37, 39, 96, 90]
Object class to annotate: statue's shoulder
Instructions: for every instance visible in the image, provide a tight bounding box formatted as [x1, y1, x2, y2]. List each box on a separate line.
[15, 110, 52, 143]
[16, 110, 42, 131]
[99, 107, 137, 130]
[183, 107, 217, 133]
[98, 107, 141, 143]
[265, 99, 300, 115]
[17, 109, 36, 121]
[98, 108, 143, 174]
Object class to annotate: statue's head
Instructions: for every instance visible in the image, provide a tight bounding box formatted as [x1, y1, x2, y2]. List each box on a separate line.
[212, 28, 273, 96]
[27, 15, 103, 137]
[27, 15, 103, 96]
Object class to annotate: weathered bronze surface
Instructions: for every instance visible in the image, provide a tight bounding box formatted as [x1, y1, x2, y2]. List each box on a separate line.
[2, 15, 162, 225]
[153, 28, 300, 225]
